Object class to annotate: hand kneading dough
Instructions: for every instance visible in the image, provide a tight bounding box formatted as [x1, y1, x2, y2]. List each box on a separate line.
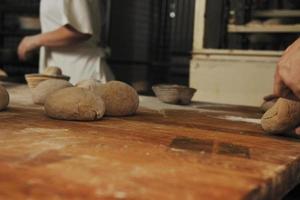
[0, 85, 9, 111]
[95, 81, 139, 116]
[261, 98, 300, 134]
[76, 79, 102, 91]
[44, 87, 105, 121]
[43, 67, 62, 76]
[32, 79, 73, 105]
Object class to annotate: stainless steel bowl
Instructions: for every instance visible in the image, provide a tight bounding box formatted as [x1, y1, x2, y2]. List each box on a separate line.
[152, 84, 197, 105]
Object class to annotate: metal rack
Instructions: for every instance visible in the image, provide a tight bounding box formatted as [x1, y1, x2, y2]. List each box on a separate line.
[227, 0, 300, 51]
[0, 1, 40, 82]
[108, 0, 195, 92]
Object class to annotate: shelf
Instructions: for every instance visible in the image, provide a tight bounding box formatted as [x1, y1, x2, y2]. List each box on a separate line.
[0, 5, 39, 14]
[254, 10, 300, 18]
[0, 60, 38, 67]
[228, 24, 300, 33]
[0, 30, 40, 36]
[192, 49, 282, 57]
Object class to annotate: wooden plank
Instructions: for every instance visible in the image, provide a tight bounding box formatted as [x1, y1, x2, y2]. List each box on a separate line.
[192, 0, 206, 52]
[192, 49, 282, 57]
[0, 85, 300, 200]
[228, 24, 300, 33]
[254, 10, 300, 18]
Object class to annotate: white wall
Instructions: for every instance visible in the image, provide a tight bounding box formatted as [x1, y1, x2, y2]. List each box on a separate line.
[190, 55, 278, 106]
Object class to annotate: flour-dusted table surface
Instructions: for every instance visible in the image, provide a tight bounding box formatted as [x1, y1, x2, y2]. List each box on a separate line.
[0, 84, 300, 200]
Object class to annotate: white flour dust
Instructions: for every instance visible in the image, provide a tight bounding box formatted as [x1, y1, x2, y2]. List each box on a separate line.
[219, 116, 261, 124]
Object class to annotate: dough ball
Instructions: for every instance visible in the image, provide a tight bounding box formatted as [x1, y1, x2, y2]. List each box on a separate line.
[0, 69, 7, 77]
[32, 79, 73, 105]
[76, 79, 102, 91]
[247, 20, 262, 26]
[95, 81, 139, 116]
[263, 18, 283, 25]
[45, 87, 105, 121]
[261, 98, 300, 134]
[43, 67, 62, 76]
[0, 85, 9, 111]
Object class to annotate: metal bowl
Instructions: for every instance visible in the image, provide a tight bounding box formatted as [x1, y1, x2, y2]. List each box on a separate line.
[152, 84, 197, 105]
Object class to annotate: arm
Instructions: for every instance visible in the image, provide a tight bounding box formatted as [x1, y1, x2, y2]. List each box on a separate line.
[273, 38, 300, 136]
[273, 38, 300, 100]
[18, 25, 91, 60]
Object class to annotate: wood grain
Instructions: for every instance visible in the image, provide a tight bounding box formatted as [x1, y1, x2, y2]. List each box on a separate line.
[0, 84, 300, 200]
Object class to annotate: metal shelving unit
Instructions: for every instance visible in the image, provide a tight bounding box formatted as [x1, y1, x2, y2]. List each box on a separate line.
[226, 0, 300, 51]
[108, 0, 195, 92]
[0, 1, 40, 82]
[0, 5, 39, 13]
[0, 30, 39, 36]
[0, 0, 40, 82]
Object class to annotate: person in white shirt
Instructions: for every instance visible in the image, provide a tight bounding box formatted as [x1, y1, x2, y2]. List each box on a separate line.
[18, 0, 114, 84]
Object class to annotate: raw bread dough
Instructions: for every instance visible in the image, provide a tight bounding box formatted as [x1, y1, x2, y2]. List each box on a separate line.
[261, 98, 300, 134]
[32, 79, 73, 105]
[76, 79, 102, 91]
[247, 20, 262, 26]
[0, 85, 9, 111]
[0, 69, 7, 77]
[263, 18, 283, 25]
[45, 87, 105, 121]
[95, 81, 139, 116]
[43, 67, 62, 76]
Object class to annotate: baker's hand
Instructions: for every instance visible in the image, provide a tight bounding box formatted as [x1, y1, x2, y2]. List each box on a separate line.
[274, 38, 300, 101]
[18, 35, 41, 61]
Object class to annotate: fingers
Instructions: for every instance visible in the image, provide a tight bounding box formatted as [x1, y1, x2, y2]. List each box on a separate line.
[17, 38, 28, 61]
[263, 94, 278, 101]
[295, 127, 300, 136]
[278, 64, 300, 100]
[274, 54, 300, 101]
[18, 35, 41, 61]
[18, 47, 26, 61]
[273, 64, 285, 97]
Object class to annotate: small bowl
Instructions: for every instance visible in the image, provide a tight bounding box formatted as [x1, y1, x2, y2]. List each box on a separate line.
[152, 84, 197, 105]
[0, 68, 7, 77]
[0, 69, 7, 80]
[25, 74, 70, 89]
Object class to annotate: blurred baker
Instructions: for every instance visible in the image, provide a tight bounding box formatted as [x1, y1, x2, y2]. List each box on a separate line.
[18, 0, 114, 84]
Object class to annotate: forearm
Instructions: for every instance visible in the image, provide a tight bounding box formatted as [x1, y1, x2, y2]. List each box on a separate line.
[36, 25, 91, 48]
[18, 25, 91, 60]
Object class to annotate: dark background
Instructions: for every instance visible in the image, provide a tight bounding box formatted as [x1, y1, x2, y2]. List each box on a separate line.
[0, 0, 195, 94]
[0, 0, 300, 94]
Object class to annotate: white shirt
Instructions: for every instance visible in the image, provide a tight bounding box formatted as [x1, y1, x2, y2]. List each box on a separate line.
[39, 0, 114, 84]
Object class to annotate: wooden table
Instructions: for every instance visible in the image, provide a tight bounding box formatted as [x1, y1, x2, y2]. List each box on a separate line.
[1, 84, 300, 200]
